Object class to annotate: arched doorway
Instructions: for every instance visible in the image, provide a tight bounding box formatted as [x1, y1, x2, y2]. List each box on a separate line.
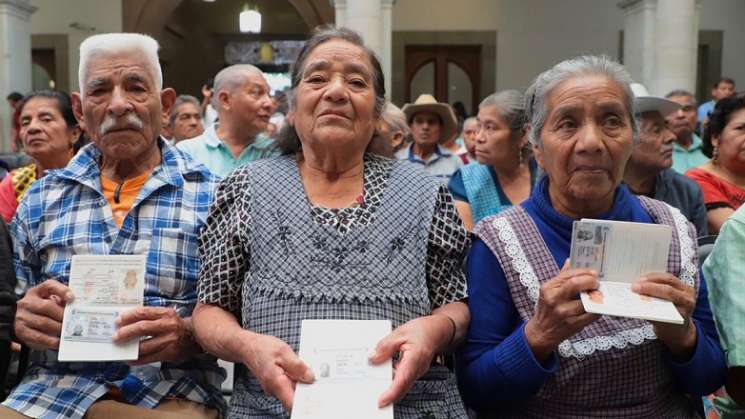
[405, 45, 481, 116]
[122, 0, 334, 97]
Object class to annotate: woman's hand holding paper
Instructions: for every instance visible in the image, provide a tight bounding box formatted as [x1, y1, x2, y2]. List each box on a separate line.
[632, 273, 697, 360]
[524, 260, 601, 363]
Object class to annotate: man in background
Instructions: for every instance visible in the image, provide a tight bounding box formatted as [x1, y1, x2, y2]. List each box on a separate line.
[178, 64, 278, 177]
[698, 77, 736, 126]
[665, 89, 709, 174]
[170, 94, 204, 143]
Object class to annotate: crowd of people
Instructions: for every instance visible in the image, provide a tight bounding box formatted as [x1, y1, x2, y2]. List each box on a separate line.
[0, 26, 743, 419]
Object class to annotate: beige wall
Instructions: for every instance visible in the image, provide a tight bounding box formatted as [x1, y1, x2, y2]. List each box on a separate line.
[494, 0, 624, 91]
[391, 0, 625, 95]
[392, 0, 500, 31]
[30, 0, 122, 92]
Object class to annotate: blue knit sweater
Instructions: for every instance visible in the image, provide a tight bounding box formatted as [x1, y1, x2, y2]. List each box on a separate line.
[456, 178, 727, 411]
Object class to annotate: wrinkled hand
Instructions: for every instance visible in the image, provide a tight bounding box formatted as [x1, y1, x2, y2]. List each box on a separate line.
[14, 279, 73, 350]
[368, 314, 452, 408]
[524, 260, 601, 362]
[113, 307, 197, 365]
[632, 273, 697, 359]
[242, 333, 314, 412]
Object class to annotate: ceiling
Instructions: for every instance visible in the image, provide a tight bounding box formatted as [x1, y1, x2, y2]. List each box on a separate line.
[123, 0, 334, 37]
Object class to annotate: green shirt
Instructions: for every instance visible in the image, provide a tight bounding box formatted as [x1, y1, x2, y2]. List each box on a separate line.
[176, 123, 281, 178]
[705, 205, 745, 367]
[672, 134, 709, 174]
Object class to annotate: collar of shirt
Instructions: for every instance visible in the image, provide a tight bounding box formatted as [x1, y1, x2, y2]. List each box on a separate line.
[673, 133, 703, 153]
[54, 137, 208, 196]
[407, 144, 451, 165]
[205, 123, 276, 155]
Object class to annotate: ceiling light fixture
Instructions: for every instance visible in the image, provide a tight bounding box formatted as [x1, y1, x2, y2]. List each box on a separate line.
[239, 4, 261, 33]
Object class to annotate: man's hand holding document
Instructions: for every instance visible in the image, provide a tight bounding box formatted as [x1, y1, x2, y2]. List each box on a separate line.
[291, 320, 393, 419]
[570, 219, 685, 325]
[58, 254, 146, 362]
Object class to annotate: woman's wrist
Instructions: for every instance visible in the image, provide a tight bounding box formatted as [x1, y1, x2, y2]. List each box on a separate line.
[657, 319, 697, 362]
[431, 313, 457, 351]
[524, 319, 557, 363]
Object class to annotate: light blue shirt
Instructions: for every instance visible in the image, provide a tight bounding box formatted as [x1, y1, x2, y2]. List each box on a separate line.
[177, 123, 281, 178]
[697, 100, 716, 123]
[672, 133, 709, 174]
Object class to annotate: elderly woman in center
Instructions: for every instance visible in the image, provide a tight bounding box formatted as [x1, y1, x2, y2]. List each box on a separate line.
[448, 90, 538, 230]
[457, 56, 726, 418]
[192, 27, 470, 418]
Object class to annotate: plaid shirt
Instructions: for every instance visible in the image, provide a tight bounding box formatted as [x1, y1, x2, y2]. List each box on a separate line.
[2, 139, 226, 419]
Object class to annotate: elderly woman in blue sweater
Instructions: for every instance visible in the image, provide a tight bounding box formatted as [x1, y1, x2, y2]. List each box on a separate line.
[457, 56, 726, 418]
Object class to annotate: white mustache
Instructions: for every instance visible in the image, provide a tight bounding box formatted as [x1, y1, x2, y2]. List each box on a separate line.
[99, 113, 144, 136]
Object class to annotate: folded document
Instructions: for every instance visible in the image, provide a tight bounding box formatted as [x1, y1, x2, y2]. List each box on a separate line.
[570, 219, 683, 325]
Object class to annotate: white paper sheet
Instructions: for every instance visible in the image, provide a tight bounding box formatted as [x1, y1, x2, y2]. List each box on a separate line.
[571, 219, 684, 324]
[58, 255, 146, 362]
[291, 319, 393, 419]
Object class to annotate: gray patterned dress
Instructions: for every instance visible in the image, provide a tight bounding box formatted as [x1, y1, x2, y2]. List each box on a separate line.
[198, 154, 470, 418]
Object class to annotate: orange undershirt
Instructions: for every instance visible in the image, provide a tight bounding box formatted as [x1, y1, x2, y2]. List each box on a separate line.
[101, 171, 150, 227]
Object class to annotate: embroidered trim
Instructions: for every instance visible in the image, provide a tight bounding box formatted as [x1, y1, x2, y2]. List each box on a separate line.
[557, 324, 656, 358]
[492, 215, 657, 359]
[493, 217, 539, 302]
[667, 205, 697, 288]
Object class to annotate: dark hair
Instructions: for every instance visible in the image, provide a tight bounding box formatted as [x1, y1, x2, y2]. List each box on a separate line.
[18, 90, 86, 152]
[702, 94, 745, 157]
[277, 26, 386, 154]
[6, 92, 23, 102]
[714, 77, 736, 89]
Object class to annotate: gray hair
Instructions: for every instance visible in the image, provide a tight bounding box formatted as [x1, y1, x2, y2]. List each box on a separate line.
[277, 26, 386, 154]
[480, 90, 527, 137]
[525, 55, 637, 146]
[79, 33, 162, 97]
[212, 64, 265, 111]
[380, 102, 410, 137]
[169, 94, 201, 125]
[665, 89, 697, 105]
[462, 116, 478, 130]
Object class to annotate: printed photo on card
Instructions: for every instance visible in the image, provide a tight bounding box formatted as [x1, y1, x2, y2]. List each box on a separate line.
[62, 308, 120, 343]
[58, 255, 146, 362]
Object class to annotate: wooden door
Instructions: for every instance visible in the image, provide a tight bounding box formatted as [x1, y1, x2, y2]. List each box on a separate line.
[405, 45, 481, 116]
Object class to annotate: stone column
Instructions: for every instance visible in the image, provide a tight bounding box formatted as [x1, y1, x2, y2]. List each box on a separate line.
[619, 0, 657, 88]
[0, 0, 36, 151]
[619, 0, 700, 96]
[381, 0, 393, 98]
[652, 0, 698, 95]
[334, 0, 393, 99]
[334, 0, 346, 28]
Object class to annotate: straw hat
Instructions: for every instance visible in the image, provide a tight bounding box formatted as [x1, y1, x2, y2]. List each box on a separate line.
[630, 83, 680, 116]
[402, 94, 458, 144]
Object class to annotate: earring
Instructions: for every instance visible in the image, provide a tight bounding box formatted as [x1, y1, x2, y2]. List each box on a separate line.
[713, 145, 720, 165]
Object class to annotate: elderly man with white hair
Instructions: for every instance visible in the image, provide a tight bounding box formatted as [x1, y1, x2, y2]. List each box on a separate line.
[177, 64, 279, 177]
[0, 33, 225, 419]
